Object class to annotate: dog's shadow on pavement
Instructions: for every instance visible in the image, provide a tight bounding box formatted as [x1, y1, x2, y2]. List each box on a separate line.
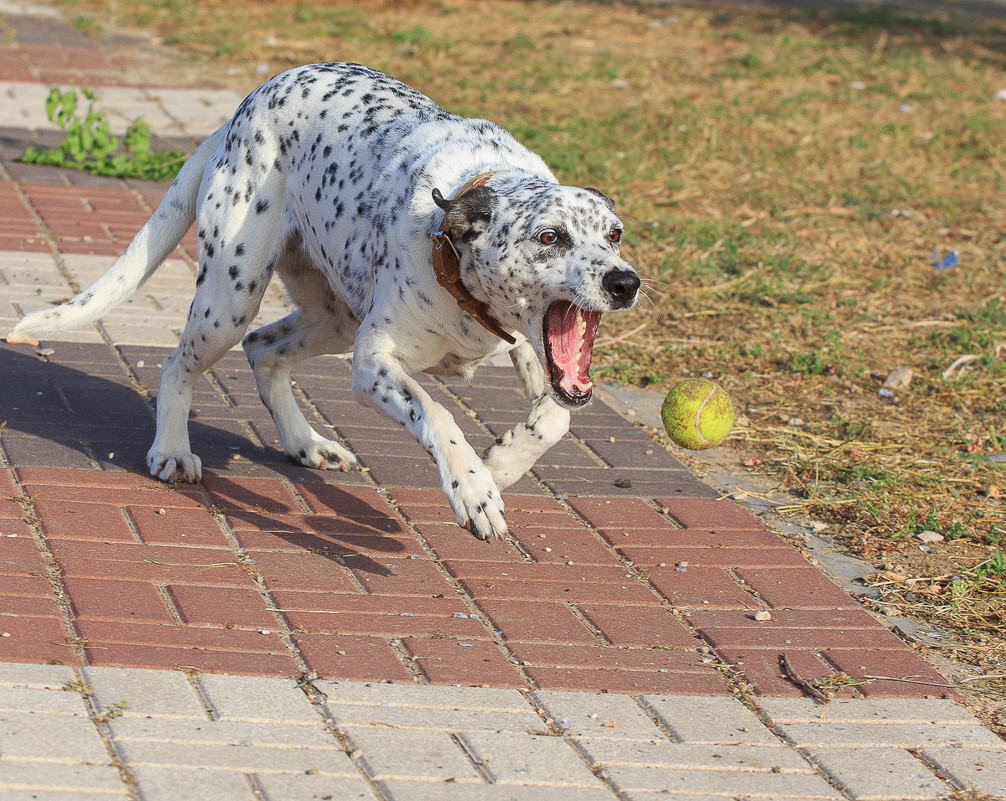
[0, 344, 404, 576]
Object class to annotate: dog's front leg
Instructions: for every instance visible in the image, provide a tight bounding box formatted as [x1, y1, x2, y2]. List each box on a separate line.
[483, 341, 570, 490]
[352, 346, 507, 541]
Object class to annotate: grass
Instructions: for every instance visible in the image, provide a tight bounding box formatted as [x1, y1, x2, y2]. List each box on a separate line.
[35, 0, 1006, 717]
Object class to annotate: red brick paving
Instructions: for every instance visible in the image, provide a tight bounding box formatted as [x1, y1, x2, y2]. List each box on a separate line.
[6, 183, 198, 258]
[0, 447, 952, 696]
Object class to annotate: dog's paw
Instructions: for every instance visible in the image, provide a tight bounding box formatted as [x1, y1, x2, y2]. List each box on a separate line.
[443, 464, 507, 541]
[147, 449, 202, 483]
[286, 432, 358, 471]
[482, 437, 534, 491]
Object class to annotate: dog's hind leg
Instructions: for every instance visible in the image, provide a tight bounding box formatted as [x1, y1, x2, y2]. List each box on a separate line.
[243, 247, 360, 470]
[482, 340, 570, 490]
[148, 172, 282, 483]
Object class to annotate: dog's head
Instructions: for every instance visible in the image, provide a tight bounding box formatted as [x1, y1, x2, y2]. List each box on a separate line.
[433, 178, 639, 409]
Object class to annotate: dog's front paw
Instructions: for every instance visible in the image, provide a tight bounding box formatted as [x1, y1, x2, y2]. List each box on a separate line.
[147, 449, 202, 483]
[482, 436, 533, 491]
[443, 464, 507, 541]
[287, 432, 358, 472]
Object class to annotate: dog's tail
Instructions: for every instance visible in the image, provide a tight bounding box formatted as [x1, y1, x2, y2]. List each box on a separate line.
[7, 127, 226, 346]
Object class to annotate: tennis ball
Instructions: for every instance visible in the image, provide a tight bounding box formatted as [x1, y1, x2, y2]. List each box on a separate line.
[661, 378, 735, 450]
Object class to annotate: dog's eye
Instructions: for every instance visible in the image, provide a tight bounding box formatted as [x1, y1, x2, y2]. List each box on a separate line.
[537, 229, 558, 245]
[608, 227, 622, 244]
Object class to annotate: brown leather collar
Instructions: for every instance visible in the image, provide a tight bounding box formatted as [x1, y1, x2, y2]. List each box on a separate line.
[431, 172, 516, 345]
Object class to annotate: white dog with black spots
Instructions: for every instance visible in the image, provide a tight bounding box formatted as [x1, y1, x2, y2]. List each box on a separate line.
[9, 63, 640, 540]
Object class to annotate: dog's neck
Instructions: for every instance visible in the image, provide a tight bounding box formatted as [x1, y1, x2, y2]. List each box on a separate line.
[431, 172, 516, 345]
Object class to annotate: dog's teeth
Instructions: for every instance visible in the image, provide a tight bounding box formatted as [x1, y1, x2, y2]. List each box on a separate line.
[575, 308, 587, 338]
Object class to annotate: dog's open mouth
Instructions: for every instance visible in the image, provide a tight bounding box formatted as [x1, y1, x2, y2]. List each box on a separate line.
[543, 300, 601, 407]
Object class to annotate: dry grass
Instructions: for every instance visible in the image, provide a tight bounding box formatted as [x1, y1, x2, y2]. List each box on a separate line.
[41, 0, 1006, 719]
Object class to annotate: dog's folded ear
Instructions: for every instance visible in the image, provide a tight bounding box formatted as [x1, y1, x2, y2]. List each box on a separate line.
[585, 187, 616, 211]
[433, 185, 496, 242]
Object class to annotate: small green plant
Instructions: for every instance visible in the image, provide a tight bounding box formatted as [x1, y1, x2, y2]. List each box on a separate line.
[19, 88, 188, 182]
[62, 680, 94, 696]
[105, 700, 129, 719]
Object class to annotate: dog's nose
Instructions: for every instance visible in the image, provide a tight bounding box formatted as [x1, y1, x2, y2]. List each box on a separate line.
[602, 269, 640, 308]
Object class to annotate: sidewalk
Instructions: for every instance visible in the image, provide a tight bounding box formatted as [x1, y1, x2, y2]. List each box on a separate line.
[0, 3, 1004, 800]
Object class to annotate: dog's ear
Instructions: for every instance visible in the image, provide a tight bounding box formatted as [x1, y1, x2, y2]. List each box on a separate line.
[433, 185, 496, 242]
[585, 187, 616, 211]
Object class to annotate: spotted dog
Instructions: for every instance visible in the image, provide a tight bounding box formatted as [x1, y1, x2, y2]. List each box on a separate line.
[9, 63, 639, 540]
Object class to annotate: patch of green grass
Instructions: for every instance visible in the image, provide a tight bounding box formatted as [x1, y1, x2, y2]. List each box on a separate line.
[593, 359, 667, 388]
[72, 13, 101, 36]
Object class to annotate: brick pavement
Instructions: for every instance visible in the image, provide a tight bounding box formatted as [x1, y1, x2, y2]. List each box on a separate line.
[0, 3, 1003, 799]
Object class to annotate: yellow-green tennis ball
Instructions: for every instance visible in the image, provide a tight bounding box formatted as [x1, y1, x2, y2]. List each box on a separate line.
[661, 378, 735, 450]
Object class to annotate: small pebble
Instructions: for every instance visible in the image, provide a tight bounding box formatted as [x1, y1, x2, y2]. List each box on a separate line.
[257, 628, 271, 635]
[1, 632, 10, 638]
[753, 611, 772, 621]
[35, 347, 55, 357]
[136, 360, 145, 368]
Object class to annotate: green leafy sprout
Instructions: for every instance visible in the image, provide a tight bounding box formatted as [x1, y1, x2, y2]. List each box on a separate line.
[20, 87, 188, 182]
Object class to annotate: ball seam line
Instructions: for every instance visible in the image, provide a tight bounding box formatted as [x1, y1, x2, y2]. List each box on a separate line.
[694, 388, 713, 446]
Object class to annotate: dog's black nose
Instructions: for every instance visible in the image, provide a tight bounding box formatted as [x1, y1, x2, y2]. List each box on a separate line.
[602, 269, 640, 308]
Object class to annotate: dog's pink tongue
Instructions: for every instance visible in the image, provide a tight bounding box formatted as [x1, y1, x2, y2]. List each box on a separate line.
[546, 301, 601, 397]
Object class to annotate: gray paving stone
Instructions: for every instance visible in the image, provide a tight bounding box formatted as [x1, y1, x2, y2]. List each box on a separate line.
[320, 681, 542, 733]
[532, 689, 667, 741]
[760, 697, 985, 724]
[575, 739, 813, 773]
[108, 716, 337, 748]
[345, 727, 483, 783]
[379, 781, 615, 801]
[773, 721, 1005, 749]
[640, 695, 780, 746]
[321, 683, 533, 713]
[0, 1, 63, 18]
[115, 738, 358, 775]
[127, 765, 254, 801]
[0, 82, 241, 137]
[604, 764, 840, 797]
[459, 731, 605, 787]
[0, 685, 91, 715]
[619, 795, 837, 801]
[0, 761, 128, 795]
[196, 673, 320, 724]
[0, 710, 110, 762]
[0, 792, 129, 801]
[82, 665, 207, 719]
[0, 662, 74, 689]
[254, 771, 380, 800]
[803, 746, 951, 800]
[1, 270, 69, 288]
[922, 746, 1006, 797]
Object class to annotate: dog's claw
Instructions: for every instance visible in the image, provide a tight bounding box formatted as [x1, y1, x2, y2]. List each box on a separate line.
[148, 451, 202, 483]
[447, 471, 508, 542]
[286, 434, 358, 472]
